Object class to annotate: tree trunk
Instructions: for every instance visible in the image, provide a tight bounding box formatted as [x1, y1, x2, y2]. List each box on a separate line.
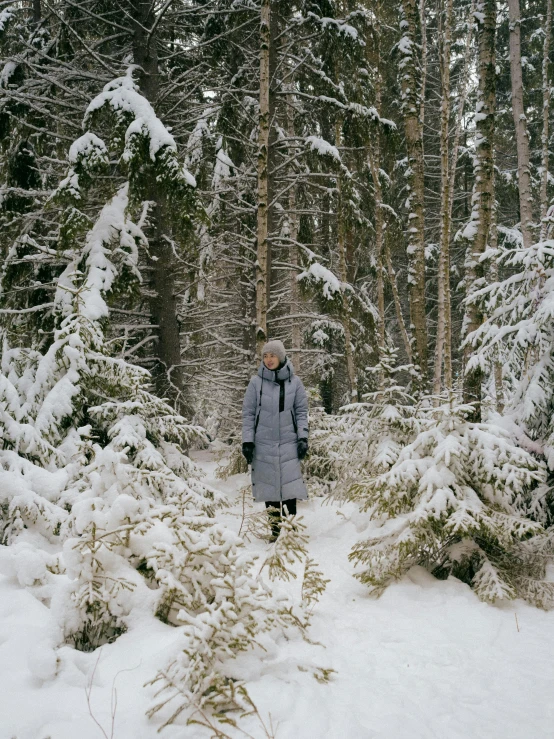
[385, 241, 413, 363]
[256, 0, 271, 358]
[443, 0, 475, 392]
[132, 0, 185, 410]
[266, 1, 281, 336]
[32, 0, 41, 25]
[418, 0, 427, 132]
[507, 0, 534, 248]
[336, 121, 358, 401]
[286, 88, 302, 370]
[463, 0, 496, 420]
[433, 0, 454, 401]
[540, 0, 552, 241]
[372, 156, 386, 358]
[399, 0, 427, 387]
[288, 209, 301, 360]
[365, 2, 386, 362]
[489, 195, 504, 412]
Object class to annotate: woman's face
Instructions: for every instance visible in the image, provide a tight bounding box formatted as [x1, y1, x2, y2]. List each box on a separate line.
[263, 352, 279, 370]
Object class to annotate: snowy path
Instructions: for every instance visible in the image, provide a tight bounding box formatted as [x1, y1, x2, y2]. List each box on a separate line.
[2, 446, 554, 739]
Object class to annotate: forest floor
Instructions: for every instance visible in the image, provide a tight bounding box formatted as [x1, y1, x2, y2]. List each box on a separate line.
[2, 445, 554, 739]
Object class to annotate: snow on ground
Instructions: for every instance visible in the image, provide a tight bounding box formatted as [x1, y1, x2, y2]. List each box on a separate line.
[2, 445, 554, 739]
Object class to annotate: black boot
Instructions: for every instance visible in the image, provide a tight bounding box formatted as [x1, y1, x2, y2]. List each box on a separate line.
[265, 500, 297, 541]
[265, 503, 281, 541]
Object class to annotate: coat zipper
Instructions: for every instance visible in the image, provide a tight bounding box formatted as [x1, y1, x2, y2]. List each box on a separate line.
[279, 380, 285, 412]
[291, 410, 298, 433]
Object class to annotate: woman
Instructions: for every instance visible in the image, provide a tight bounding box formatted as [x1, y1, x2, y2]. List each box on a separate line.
[242, 340, 309, 540]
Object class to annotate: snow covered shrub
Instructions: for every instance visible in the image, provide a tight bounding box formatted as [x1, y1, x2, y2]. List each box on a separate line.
[232, 488, 328, 615]
[467, 239, 554, 502]
[234, 485, 274, 542]
[349, 401, 554, 607]
[58, 422, 222, 651]
[147, 510, 327, 729]
[216, 442, 249, 479]
[147, 531, 294, 727]
[261, 512, 310, 582]
[259, 513, 328, 621]
[305, 351, 419, 499]
[303, 404, 344, 496]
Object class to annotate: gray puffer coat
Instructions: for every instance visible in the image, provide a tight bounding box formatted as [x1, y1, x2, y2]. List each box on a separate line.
[242, 359, 309, 502]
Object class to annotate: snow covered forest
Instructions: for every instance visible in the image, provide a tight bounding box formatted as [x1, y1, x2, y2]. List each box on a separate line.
[3, 0, 554, 736]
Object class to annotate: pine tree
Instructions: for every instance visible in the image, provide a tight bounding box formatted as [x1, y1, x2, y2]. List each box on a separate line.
[468, 238, 554, 477]
[349, 401, 553, 606]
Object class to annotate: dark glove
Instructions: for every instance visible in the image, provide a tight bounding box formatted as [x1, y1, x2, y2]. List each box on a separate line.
[297, 438, 309, 461]
[242, 442, 254, 465]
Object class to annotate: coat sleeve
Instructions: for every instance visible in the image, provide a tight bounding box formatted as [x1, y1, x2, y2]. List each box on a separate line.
[294, 378, 309, 439]
[242, 378, 258, 443]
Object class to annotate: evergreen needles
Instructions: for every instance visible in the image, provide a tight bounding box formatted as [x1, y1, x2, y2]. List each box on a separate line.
[347, 401, 552, 606]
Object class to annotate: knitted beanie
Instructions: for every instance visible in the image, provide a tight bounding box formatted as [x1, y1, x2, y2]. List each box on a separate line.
[262, 339, 286, 363]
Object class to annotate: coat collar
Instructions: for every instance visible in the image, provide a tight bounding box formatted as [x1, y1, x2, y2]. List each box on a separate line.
[257, 357, 295, 382]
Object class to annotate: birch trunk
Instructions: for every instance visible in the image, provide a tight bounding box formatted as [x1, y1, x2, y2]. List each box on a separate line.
[540, 0, 552, 241]
[463, 0, 496, 419]
[433, 0, 454, 401]
[133, 0, 185, 410]
[399, 0, 428, 386]
[507, 0, 534, 248]
[256, 0, 271, 358]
